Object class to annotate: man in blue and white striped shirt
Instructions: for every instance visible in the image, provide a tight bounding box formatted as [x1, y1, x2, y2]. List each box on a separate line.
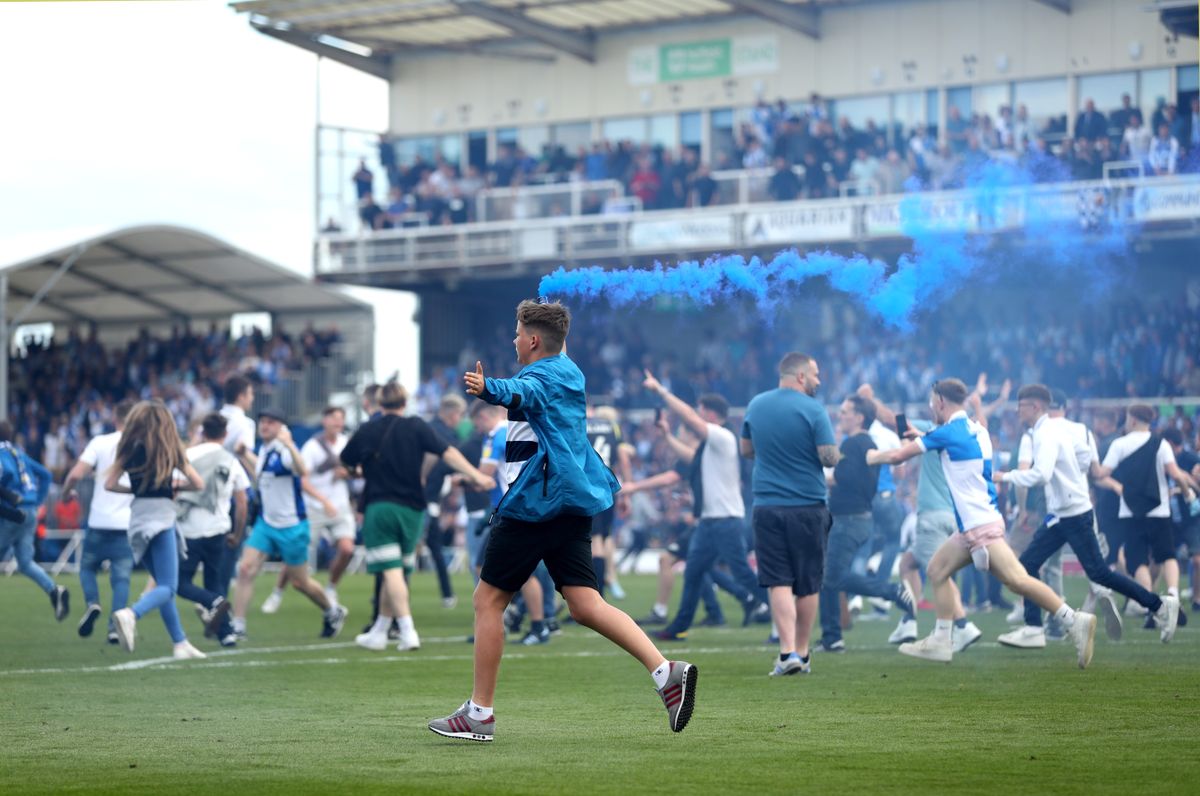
[869, 378, 1097, 668]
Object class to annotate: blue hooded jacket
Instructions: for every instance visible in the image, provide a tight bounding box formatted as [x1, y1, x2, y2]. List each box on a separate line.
[0, 444, 51, 507]
[479, 353, 619, 522]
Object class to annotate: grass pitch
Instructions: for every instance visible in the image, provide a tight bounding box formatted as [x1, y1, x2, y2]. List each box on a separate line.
[2, 567, 1198, 795]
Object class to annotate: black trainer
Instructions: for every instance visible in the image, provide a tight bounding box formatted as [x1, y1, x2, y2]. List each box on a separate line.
[51, 585, 70, 622]
[78, 604, 102, 637]
[204, 597, 232, 639]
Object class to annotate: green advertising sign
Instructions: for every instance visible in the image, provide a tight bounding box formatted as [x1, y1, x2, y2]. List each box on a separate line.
[627, 35, 778, 86]
[659, 39, 731, 82]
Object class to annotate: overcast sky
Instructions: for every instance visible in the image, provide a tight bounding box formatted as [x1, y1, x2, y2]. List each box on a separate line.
[0, 0, 418, 388]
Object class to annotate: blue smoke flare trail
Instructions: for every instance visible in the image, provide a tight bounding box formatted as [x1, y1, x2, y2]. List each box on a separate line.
[537, 159, 1133, 330]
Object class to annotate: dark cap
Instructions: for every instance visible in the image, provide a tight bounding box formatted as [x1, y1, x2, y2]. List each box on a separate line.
[1049, 389, 1068, 409]
[258, 408, 288, 424]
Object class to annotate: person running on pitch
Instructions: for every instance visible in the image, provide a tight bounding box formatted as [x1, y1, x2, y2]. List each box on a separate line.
[107, 401, 206, 658]
[867, 379, 1098, 668]
[623, 372, 768, 642]
[230, 410, 348, 640]
[995, 385, 1183, 648]
[429, 300, 696, 742]
[855, 385, 982, 651]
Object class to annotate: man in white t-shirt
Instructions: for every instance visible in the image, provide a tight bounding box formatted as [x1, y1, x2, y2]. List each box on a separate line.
[625, 373, 769, 642]
[176, 413, 250, 647]
[1097, 404, 1198, 615]
[217, 374, 258, 597]
[299, 407, 355, 605]
[62, 399, 135, 644]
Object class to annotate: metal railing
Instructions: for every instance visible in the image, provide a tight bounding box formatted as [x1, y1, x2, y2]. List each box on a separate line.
[316, 172, 1200, 277]
[475, 179, 625, 222]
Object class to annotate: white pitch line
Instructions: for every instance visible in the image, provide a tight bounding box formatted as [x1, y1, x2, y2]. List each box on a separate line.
[0, 631, 1176, 678]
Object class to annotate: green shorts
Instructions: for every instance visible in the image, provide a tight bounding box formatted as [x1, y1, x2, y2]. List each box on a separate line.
[363, 501, 425, 573]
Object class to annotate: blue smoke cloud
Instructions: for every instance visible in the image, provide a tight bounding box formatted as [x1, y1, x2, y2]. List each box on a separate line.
[538, 158, 1133, 330]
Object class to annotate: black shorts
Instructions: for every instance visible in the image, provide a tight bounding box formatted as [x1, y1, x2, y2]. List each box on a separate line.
[666, 527, 694, 560]
[480, 513, 599, 594]
[592, 505, 615, 540]
[753, 504, 832, 597]
[1121, 516, 1175, 570]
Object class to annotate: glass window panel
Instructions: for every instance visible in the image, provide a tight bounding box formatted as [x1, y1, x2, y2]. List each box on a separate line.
[832, 94, 889, 129]
[893, 92, 924, 128]
[680, 111, 703, 147]
[438, 135, 462, 166]
[925, 89, 941, 137]
[602, 116, 649, 143]
[973, 82, 1012, 120]
[1140, 68, 1172, 128]
[496, 127, 518, 144]
[552, 121, 592, 153]
[709, 108, 735, 170]
[1179, 64, 1199, 92]
[1014, 77, 1067, 134]
[1078, 71, 1136, 112]
[947, 86, 972, 118]
[517, 125, 550, 157]
[649, 114, 678, 148]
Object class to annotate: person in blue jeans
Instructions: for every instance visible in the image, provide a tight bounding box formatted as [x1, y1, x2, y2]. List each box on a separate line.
[819, 396, 916, 652]
[63, 398, 136, 642]
[625, 373, 768, 641]
[106, 401, 206, 659]
[0, 421, 67, 621]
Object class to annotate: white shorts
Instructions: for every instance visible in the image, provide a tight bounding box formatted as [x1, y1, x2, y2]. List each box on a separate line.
[307, 510, 357, 542]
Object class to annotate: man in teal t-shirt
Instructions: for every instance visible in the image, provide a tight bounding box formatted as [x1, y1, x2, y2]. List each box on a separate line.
[741, 352, 838, 675]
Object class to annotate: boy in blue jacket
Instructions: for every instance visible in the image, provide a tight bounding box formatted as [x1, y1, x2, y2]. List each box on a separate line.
[0, 420, 69, 621]
[429, 300, 696, 742]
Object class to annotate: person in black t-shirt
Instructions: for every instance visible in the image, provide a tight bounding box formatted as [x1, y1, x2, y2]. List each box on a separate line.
[340, 383, 493, 653]
[423, 394, 468, 607]
[817, 395, 917, 653]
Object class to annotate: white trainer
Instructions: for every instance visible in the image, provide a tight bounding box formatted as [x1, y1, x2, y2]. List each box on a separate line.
[1070, 611, 1097, 669]
[261, 591, 283, 614]
[1124, 600, 1148, 617]
[609, 580, 626, 600]
[397, 628, 421, 652]
[1156, 596, 1180, 644]
[847, 595, 863, 615]
[112, 607, 137, 653]
[173, 641, 208, 660]
[998, 625, 1047, 649]
[898, 634, 952, 663]
[952, 621, 982, 652]
[1095, 590, 1123, 641]
[888, 618, 918, 644]
[1005, 600, 1025, 625]
[355, 631, 389, 651]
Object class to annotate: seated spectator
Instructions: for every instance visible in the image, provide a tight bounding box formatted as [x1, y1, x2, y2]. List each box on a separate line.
[385, 187, 411, 224]
[802, 151, 828, 199]
[1120, 113, 1151, 167]
[768, 157, 802, 202]
[877, 149, 910, 195]
[358, 194, 385, 230]
[1148, 124, 1180, 176]
[629, 156, 662, 208]
[742, 137, 769, 169]
[687, 164, 719, 208]
[849, 147, 880, 196]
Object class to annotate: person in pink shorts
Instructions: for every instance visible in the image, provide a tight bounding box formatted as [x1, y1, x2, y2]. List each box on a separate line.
[868, 378, 1097, 669]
